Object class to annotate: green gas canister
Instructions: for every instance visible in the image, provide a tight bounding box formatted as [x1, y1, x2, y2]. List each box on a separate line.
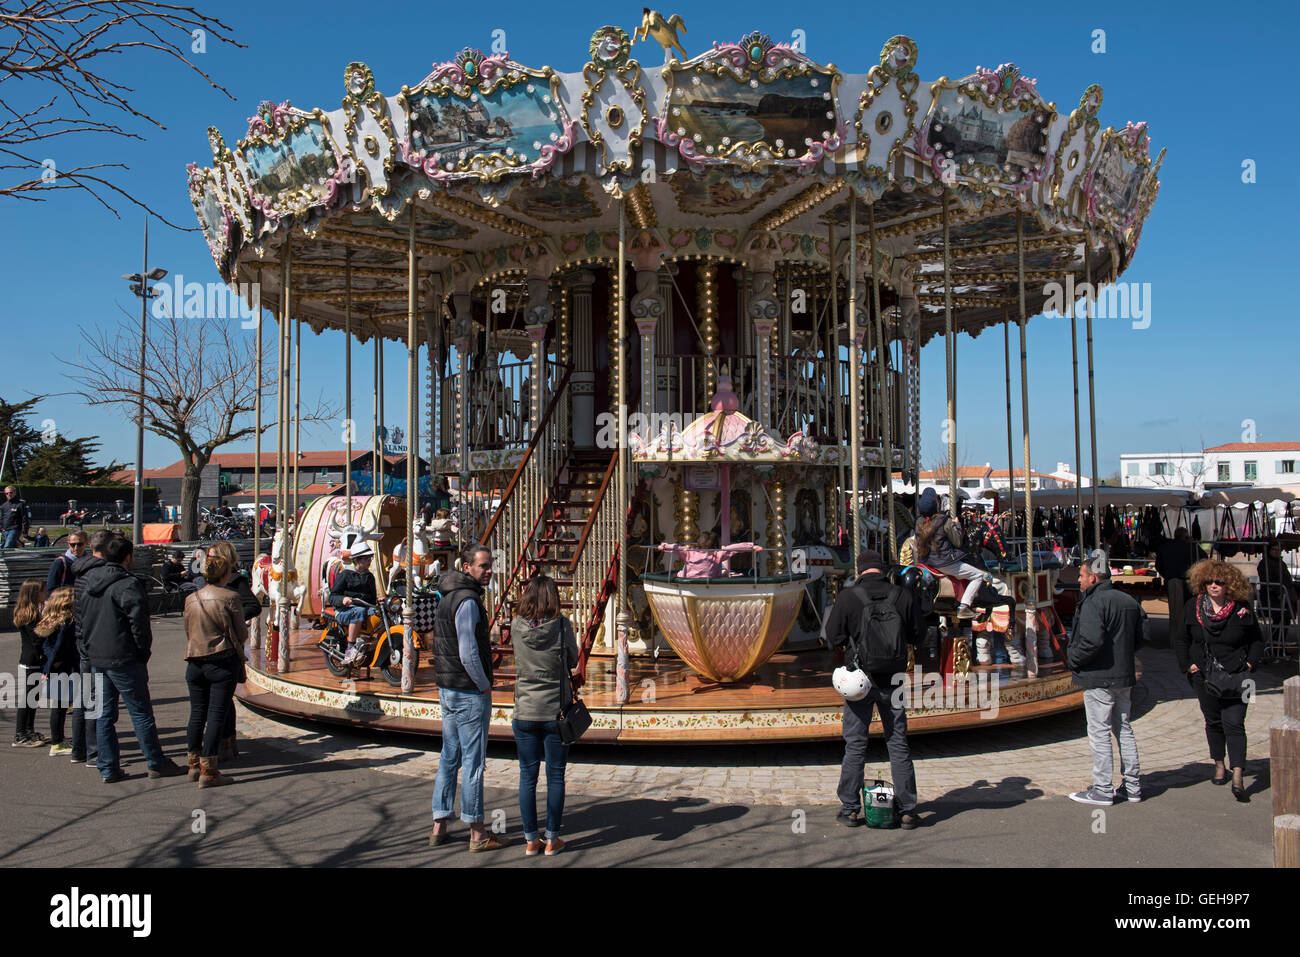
[862, 778, 897, 829]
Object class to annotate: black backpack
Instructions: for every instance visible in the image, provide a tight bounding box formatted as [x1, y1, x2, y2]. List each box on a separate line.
[849, 584, 908, 673]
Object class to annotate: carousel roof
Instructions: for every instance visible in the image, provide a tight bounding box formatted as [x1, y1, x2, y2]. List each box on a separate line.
[187, 21, 1163, 347]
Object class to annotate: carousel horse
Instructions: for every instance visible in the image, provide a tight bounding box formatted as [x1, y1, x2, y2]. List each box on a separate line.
[253, 529, 306, 653]
[389, 514, 440, 591]
[901, 561, 1017, 672]
[250, 552, 271, 648]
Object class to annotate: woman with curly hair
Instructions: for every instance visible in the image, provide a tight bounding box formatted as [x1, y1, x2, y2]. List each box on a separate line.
[1174, 558, 1264, 801]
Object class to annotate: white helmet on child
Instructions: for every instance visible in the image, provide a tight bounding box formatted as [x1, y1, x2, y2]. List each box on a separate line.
[349, 541, 375, 560]
[832, 665, 870, 701]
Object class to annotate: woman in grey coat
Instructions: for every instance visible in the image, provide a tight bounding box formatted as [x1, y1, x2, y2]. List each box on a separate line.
[510, 575, 579, 856]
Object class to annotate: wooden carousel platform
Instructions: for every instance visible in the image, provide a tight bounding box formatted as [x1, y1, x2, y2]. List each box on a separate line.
[238, 624, 1086, 745]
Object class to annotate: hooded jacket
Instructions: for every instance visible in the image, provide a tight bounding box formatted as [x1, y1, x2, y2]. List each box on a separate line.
[1066, 580, 1140, 689]
[76, 562, 153, 670]
[71, 553, 106, 660]
[510, 615, 579, 722]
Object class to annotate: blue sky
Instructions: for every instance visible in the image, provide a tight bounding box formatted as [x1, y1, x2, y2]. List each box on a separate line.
[2, 0, 1295, 480]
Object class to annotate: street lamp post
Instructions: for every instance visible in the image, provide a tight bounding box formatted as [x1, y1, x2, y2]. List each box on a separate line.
[122, 219, 168, 547]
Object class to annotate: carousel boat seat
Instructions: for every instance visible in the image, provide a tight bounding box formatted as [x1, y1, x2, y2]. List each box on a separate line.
[641, 571, 810, 684]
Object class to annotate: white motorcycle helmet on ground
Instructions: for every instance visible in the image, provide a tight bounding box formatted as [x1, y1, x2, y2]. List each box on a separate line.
[833, 664, 871, 701]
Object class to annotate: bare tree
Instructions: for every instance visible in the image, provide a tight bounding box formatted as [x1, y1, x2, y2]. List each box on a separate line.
[2, 1, 243, 225]
[67, 308, 339, 540]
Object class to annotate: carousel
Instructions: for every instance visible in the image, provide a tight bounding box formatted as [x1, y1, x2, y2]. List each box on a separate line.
[189, 13, 1163, 742]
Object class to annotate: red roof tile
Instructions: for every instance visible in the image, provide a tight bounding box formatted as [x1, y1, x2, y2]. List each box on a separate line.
[1204, 442, 1300, 453]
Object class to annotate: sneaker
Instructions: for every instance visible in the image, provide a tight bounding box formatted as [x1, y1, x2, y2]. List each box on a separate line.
[102, 770, 128, 784]
[1068, 786, 1114, 806]
[147, 758, 186, 779]
[341, 643, 362, 665]
[899, 811, 922, 830]
[70, 752, 86, 763]
[49, 742, 72, 757]
[12, 733, 43, 749]
[956, 605, 978, 620]
[1116, 786, 1142, 803]
[835, 809, 865, 828]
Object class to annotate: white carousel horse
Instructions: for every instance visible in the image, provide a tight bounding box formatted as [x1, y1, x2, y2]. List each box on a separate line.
[389, 514, 440, 590]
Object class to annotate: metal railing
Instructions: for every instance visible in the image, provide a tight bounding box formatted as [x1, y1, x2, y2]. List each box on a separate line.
[653, 352, 901, 444]
[567, 454, 620, 657]
[479, 366, 572, 623]
[440, 359, 563, 453]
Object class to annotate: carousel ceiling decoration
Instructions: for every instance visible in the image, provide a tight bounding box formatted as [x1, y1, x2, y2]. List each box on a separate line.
[187, 14, 1162, 345]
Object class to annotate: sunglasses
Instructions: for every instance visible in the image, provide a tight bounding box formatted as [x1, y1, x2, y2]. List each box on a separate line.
[1207, 579, 1225, 586]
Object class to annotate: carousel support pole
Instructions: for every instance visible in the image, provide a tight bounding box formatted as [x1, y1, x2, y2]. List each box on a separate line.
[942, 193, 957, 520]
[453, 288, 472, 546]
[402, 208, 417, 693]
[847, 199, 861, 573]
[1017, 209, 1038, 677]
[869, 204, 896, 563]
[372, 326, 380, 493]
[378, 334, 385, 494]
[615, 201, 631, 706]
[1071, 286, 1085, 555]
[829, 225, 846, 543]
[278, 238, 294, 673]
[746, 236, 778, 428]
[1003, 310, 1015, 509]
[629, 234, 664, 422]
[251, 267, 265, 650]
[292, 300, 302, 531]
[768, 479, 788, 574]
[1084, 237, 1101, 553]
[345, 251, 354, 518]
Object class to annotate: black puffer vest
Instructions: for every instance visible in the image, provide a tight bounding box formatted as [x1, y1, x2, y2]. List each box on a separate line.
[432, 569, 493, 691]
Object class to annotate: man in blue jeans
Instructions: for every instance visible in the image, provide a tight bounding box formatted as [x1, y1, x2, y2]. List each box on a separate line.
[0, 486, 30, 549]
[1066, 551, 1143, 805]
[429, 544, 500, 851]
[76, 535, 183, 782]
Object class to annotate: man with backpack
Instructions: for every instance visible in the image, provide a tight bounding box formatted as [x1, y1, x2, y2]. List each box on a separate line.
[826, 549, 923, 830]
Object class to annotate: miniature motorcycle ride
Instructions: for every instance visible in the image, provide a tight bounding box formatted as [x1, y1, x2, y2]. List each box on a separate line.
[317, 595, 423, 687]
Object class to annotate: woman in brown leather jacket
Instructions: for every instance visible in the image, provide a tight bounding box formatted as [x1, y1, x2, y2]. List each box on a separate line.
[182, 553, 248, 787]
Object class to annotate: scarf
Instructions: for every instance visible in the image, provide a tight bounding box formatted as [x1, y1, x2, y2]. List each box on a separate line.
[1196, 593, 1234, 639]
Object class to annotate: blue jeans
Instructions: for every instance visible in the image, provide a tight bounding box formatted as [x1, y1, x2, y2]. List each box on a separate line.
[2, 528, 20, 549]
[512, 719, 568, 841]
[432, 688, 492, 824]
[1083, 686, 1140, 797]
[95, 663, 167, 778]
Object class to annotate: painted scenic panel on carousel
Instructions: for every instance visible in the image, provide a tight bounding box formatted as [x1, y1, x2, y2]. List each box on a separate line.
[505, 179, 598, 221]
[1090, 137, 1145, 222]
[196, 178, 227, 250]
[667, 73, 837, 159]
[292, 241, 400, 267]
[923, 89, 1050, 180]
[405, 83, 567, 173]
[671, 171, 788, 217]
[242, 120, 340, 210]
[847, 188, 934, 226]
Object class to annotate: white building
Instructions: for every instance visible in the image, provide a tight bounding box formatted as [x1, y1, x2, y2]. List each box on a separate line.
[910, 462, 1089, 500]
[1120, 451, 1205, 489]
[1120, 442, 1300, 489]
[1203, 442, 1300, 486]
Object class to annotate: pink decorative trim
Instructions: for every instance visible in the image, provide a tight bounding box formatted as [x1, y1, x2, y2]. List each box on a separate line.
[972, 64, 1039, 101]
[245, 99, 294, 138]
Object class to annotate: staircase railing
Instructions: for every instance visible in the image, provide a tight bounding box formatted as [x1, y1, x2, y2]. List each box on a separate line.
[480, 365, 572, 624]
[569, 453, 620, 685]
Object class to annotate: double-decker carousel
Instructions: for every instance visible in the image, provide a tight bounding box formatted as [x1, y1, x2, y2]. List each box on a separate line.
[189, 13, 1162, 742]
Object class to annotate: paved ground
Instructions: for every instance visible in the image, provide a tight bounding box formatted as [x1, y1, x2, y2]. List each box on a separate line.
[0, 615, 1287, 867]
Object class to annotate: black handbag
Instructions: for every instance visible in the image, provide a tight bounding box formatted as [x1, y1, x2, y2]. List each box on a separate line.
[555, 621, 591, 744]
[1201, 636, 1245, 699]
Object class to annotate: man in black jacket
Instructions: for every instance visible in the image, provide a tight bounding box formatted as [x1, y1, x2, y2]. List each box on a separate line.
[1156, 527, 1198, 639]
[78, 535, 182, 782]
[0, 486, 30, 549]
[825, 549, 923, 829]
[1066, 552, 1142, 805]
[429, 544, 501, 851]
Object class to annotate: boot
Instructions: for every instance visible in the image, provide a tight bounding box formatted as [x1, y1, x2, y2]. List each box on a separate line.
[198, 755, 231, 788]
[187, 751, 202, 782]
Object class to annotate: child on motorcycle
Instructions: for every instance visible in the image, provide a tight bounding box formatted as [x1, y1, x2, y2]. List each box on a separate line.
[330, 542, 378, 664]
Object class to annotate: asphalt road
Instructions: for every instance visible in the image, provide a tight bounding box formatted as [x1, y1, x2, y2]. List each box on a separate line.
[0, 619, 1279, 869]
